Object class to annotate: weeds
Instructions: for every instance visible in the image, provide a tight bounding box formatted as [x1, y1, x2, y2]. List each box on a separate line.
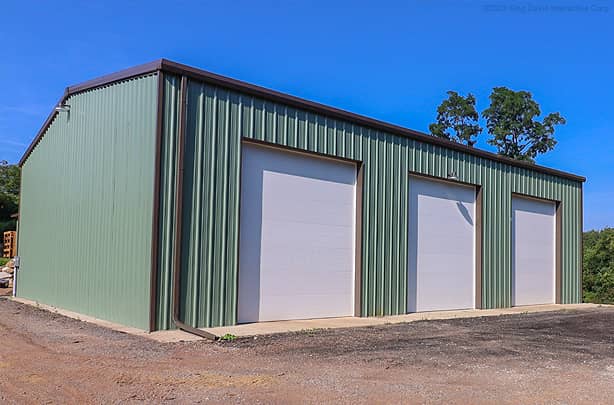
[301, 328, 324, 337]
[219, 333, 237, 341]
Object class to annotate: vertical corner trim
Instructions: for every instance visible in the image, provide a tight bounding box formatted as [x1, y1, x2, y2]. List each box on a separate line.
[172, 75, 188, 323]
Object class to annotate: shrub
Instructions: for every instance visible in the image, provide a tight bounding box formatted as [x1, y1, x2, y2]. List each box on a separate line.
[583, 228, 614, 304]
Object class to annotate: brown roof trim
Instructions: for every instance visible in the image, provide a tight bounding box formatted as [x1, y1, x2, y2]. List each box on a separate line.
[67, 60, 161, 94]
[19, 58, 586, 182]
[19, 89, 67, 167]
[160, 59, 584, 182]
[18, 61, 162, 167]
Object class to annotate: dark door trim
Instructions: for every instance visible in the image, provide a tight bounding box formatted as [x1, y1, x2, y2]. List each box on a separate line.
[511, 192, 562, 305]
[235, 139, 364, 320]
[407, 172, 483, 311]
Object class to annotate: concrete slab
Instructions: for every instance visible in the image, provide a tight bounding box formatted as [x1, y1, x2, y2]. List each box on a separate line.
[9, 296, 610, 342]
[202, 303, 609, 338]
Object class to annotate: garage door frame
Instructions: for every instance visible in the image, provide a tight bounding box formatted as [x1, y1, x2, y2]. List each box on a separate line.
[407, 172, 483, 310]
[511, 192, 562, 304]
[236, 138, 364, 321]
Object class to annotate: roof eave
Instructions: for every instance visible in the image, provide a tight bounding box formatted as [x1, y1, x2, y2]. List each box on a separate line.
[18, 60, 163, 167]
[18, 59, 586, 183]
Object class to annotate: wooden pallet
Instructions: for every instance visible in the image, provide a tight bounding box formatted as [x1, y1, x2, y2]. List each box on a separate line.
[3, 231, 16, 258]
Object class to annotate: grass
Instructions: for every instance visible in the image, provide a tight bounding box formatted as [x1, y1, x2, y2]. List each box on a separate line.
[0, 257, 9, 267]
[219, 333, 237, 341]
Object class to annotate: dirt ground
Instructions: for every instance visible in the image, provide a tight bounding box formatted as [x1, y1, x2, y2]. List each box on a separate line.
[0, 298, 613, 404]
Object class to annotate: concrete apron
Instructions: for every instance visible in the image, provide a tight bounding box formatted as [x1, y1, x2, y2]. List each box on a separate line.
[9, 297, 609, 342]
[200, 303, 606, 340]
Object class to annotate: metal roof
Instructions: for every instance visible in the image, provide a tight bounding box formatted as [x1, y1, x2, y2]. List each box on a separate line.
[18, 59, 586, 182]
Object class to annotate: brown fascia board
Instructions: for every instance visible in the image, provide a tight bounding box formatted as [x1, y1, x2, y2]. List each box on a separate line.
[18, 60, 162, 167]
[19, 58, 586, 183]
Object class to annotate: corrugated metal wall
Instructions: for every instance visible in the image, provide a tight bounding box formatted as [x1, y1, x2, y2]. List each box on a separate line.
[156, 74, 582, 329]
[18, 74, 158, 330]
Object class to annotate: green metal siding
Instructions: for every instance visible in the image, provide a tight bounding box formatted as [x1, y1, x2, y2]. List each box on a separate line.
[156, 74, 583, 329]
[17, 74, 158, 330]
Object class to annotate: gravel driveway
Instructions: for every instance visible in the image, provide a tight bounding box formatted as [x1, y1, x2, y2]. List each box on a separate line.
[0, 297, 613, 404]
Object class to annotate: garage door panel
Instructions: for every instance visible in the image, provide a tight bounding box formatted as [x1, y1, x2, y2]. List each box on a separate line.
[408, 176, 476, 313]
[262, 220, 354, 247]
[259, 293, 353, 322]
[512, 197, 556, 306]
[260, 250, 353, 274]
[262, 172, 355, 227]
[261, 271, 354, 296]
[238, 143, 356, 323]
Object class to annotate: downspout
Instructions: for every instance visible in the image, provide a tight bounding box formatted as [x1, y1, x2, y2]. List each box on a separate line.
[149, 71, 164, 332]
[171, 75, 217, 340]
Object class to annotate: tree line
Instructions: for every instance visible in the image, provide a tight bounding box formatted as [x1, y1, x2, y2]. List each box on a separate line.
[583, 228, 614, 304]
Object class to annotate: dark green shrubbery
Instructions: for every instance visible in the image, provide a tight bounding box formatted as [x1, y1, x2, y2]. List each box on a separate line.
[0, 161, 19, 234]
[583, 228, 614, 304]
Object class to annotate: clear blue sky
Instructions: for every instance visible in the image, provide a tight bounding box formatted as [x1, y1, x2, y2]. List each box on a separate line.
[0, 1, 612, 230]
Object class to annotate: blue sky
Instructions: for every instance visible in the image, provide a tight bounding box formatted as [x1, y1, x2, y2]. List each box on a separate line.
[0, 0, 612, 230]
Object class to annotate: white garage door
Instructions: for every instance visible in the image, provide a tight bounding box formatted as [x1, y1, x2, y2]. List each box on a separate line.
[512, 196, 556, 306]
[408, 176, 476, 312]
[238, 143, 356, 323]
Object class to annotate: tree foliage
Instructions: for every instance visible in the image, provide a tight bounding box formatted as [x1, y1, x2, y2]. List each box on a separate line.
[0, 160, 20, 202]
[429, 91, 481, 146]
[0, 160, 20, 232]
[482, 87, 566, 162]
[583, 228, 614, 304]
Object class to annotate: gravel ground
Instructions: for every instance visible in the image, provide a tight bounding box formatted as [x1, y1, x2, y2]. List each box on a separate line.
[0, 297, 613, 404]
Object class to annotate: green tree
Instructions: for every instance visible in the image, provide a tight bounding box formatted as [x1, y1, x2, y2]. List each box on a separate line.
[583, 228, 614, 304]
[0, 160, 20, 204]
[0, 160, 20, 233]
[482, 87, 566, 162]
[429, 91, 481, 146]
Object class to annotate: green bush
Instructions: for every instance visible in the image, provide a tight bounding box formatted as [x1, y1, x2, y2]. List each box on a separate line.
[0, 257, 9, 267]
[583, 228, 614, 304]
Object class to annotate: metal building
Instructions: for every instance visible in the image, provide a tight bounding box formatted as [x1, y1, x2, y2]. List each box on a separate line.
[16, 60, 585, 331]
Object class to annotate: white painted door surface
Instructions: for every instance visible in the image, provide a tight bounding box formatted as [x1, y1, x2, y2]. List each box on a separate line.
[408, 176, 476, 312]
[238, 143, 356, 323]
[512, 196, 556, 306]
